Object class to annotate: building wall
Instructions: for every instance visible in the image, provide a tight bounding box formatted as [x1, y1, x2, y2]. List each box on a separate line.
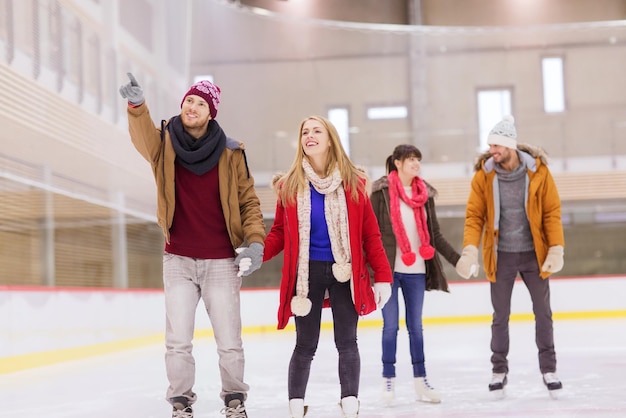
[195, 4, 626, 177]
[0, 0, 625, 289]
[421, 0, 626, 26]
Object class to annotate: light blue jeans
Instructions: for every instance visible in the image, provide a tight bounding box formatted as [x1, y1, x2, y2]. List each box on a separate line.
[381, 272, 427, 378]
[163, 253, 249, 406]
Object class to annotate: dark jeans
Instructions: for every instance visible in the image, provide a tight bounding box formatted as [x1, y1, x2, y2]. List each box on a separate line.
[490, 251, 557, 374]
[288, 260, 360, 400]
[381, 272, 427, 378]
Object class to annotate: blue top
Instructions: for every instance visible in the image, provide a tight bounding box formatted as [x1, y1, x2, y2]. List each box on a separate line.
[309, 185, 334, 262]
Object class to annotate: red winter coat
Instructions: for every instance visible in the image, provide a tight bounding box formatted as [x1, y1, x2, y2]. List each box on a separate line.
[263, 183, 392, 330]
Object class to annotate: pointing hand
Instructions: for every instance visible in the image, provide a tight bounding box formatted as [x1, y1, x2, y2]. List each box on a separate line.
[119, 72, 145, 105]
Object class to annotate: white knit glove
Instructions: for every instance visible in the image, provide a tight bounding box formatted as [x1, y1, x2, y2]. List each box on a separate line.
[455, 245, 479, 279]
[541, 245, 564, 274]
[374, 282, 392, 309]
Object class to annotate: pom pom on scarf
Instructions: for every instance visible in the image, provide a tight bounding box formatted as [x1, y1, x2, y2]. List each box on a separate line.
[401, 252, 417, 266]
[291, 295, 312, 316]
[332, 262, 352, 283]
[419, 246, 435, 260]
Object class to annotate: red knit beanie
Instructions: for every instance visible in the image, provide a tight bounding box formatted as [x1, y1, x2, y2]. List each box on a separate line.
[180, 80, 221, 118]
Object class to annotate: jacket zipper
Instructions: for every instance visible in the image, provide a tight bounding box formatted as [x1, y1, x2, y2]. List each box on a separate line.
[160, 120, 168, 243]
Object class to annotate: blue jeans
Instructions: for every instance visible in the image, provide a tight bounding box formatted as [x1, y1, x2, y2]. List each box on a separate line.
[288, 260, 360, 400]
[381, 272, 427, 378]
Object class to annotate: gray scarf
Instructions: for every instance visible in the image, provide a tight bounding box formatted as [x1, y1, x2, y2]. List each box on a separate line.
[168, 116, 226, 175]
[495, 155, 534, 252]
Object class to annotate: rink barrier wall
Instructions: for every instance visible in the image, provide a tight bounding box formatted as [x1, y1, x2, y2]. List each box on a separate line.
[1, 275, 625, 374]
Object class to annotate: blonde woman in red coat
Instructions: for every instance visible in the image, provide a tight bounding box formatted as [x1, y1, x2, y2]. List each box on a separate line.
[263, 116, 393, 418]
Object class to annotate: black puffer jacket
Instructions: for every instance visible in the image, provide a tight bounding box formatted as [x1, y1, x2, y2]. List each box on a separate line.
[370, 176, 460, 292]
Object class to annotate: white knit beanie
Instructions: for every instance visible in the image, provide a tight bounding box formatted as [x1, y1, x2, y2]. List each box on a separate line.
[487, 115, 517, 149]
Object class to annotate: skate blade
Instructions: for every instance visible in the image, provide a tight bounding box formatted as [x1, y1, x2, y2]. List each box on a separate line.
[417, 395, 442, 404]
[548, 389, 561, 400]
[490, 389, 506, 400]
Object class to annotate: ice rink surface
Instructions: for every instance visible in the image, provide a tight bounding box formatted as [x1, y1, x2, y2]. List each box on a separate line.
[1, 317, 625, 418]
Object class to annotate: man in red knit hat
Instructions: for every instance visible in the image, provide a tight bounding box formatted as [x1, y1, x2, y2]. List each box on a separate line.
[120, 74, 265, 418]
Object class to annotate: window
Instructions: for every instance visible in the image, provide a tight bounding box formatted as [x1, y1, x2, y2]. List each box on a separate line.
[0, 0, 14, 63]
[328, 107, 350, 157]
[542, 56, 565, 113]
[366, 105, 408, 120]
[86, 34, 102, 112]
[477, 89, 512, 151]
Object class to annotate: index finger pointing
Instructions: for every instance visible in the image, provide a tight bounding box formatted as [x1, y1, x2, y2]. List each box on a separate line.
[127, 72, 138, 87]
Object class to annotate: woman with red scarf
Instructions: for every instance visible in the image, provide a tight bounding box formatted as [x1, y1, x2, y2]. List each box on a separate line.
[370, 144, 466, 405]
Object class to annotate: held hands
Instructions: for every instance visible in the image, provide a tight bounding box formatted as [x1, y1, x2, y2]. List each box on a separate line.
[455, 245, 480, 280]
[374, 282, 392, 310]
[541, 245, 564, 274]
[119, 72, 145, 105]
[234, 242, 264, 277]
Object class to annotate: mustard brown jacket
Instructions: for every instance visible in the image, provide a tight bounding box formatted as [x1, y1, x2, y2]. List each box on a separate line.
[463, 144, 564, 282]
[126, 103, 266, 248]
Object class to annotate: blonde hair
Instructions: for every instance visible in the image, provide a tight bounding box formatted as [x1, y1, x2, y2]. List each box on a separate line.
[277, 115, 368, 206]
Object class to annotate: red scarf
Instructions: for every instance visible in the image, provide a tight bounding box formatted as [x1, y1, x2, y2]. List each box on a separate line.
[387, 170, 435, 265]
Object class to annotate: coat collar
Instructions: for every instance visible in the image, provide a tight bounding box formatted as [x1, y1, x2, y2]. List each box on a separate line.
[371, 175, 438, 198]
[476, 143, 549, 174]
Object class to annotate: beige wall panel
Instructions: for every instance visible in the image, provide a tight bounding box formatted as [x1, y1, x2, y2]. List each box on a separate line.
[210, 56, 410, 177]
[240, 0, 410, 24]
[425, 40, 626, 161]
[422, 0, 626, 26]
[210, 62, 324, 174]
[567, 46, 626, 107]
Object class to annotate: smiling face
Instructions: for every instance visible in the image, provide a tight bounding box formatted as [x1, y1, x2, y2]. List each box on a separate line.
[395, 155, 421, 186]
[489, 143, 518, 170]
[180, 94, 211, 138]
[300, 118, 331, 167]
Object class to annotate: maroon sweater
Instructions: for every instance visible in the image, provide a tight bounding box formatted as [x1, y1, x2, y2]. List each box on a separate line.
[165, 162, 234, 259]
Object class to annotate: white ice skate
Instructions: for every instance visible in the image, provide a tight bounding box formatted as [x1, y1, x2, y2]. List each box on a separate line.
[543, 372, 563, 399]
[414, 377, 441, 403]
[288, 398, 308, 417]
[382, 377, 395, 405]
[488, 373, 507, 400]
[340, 396, 360, 418]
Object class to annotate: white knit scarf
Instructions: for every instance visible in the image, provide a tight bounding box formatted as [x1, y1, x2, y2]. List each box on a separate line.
[291, 160, 352, 316]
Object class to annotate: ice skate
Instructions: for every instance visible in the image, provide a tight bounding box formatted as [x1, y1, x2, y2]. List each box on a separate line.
[172, 398, 193, 418]
[488, 373, 507, 400]
[288, 398, 308, 417]
[382, 377, 395, 404]
[340, 396, 360, 418]
[414, 377, 441, 403]
[221, 393, 248, 418]
[543, 372, 563, 399]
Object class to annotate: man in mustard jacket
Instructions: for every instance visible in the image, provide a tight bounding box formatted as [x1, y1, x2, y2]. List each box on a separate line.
[120, 74, 265, 418]
[456, 115, 564, 399]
